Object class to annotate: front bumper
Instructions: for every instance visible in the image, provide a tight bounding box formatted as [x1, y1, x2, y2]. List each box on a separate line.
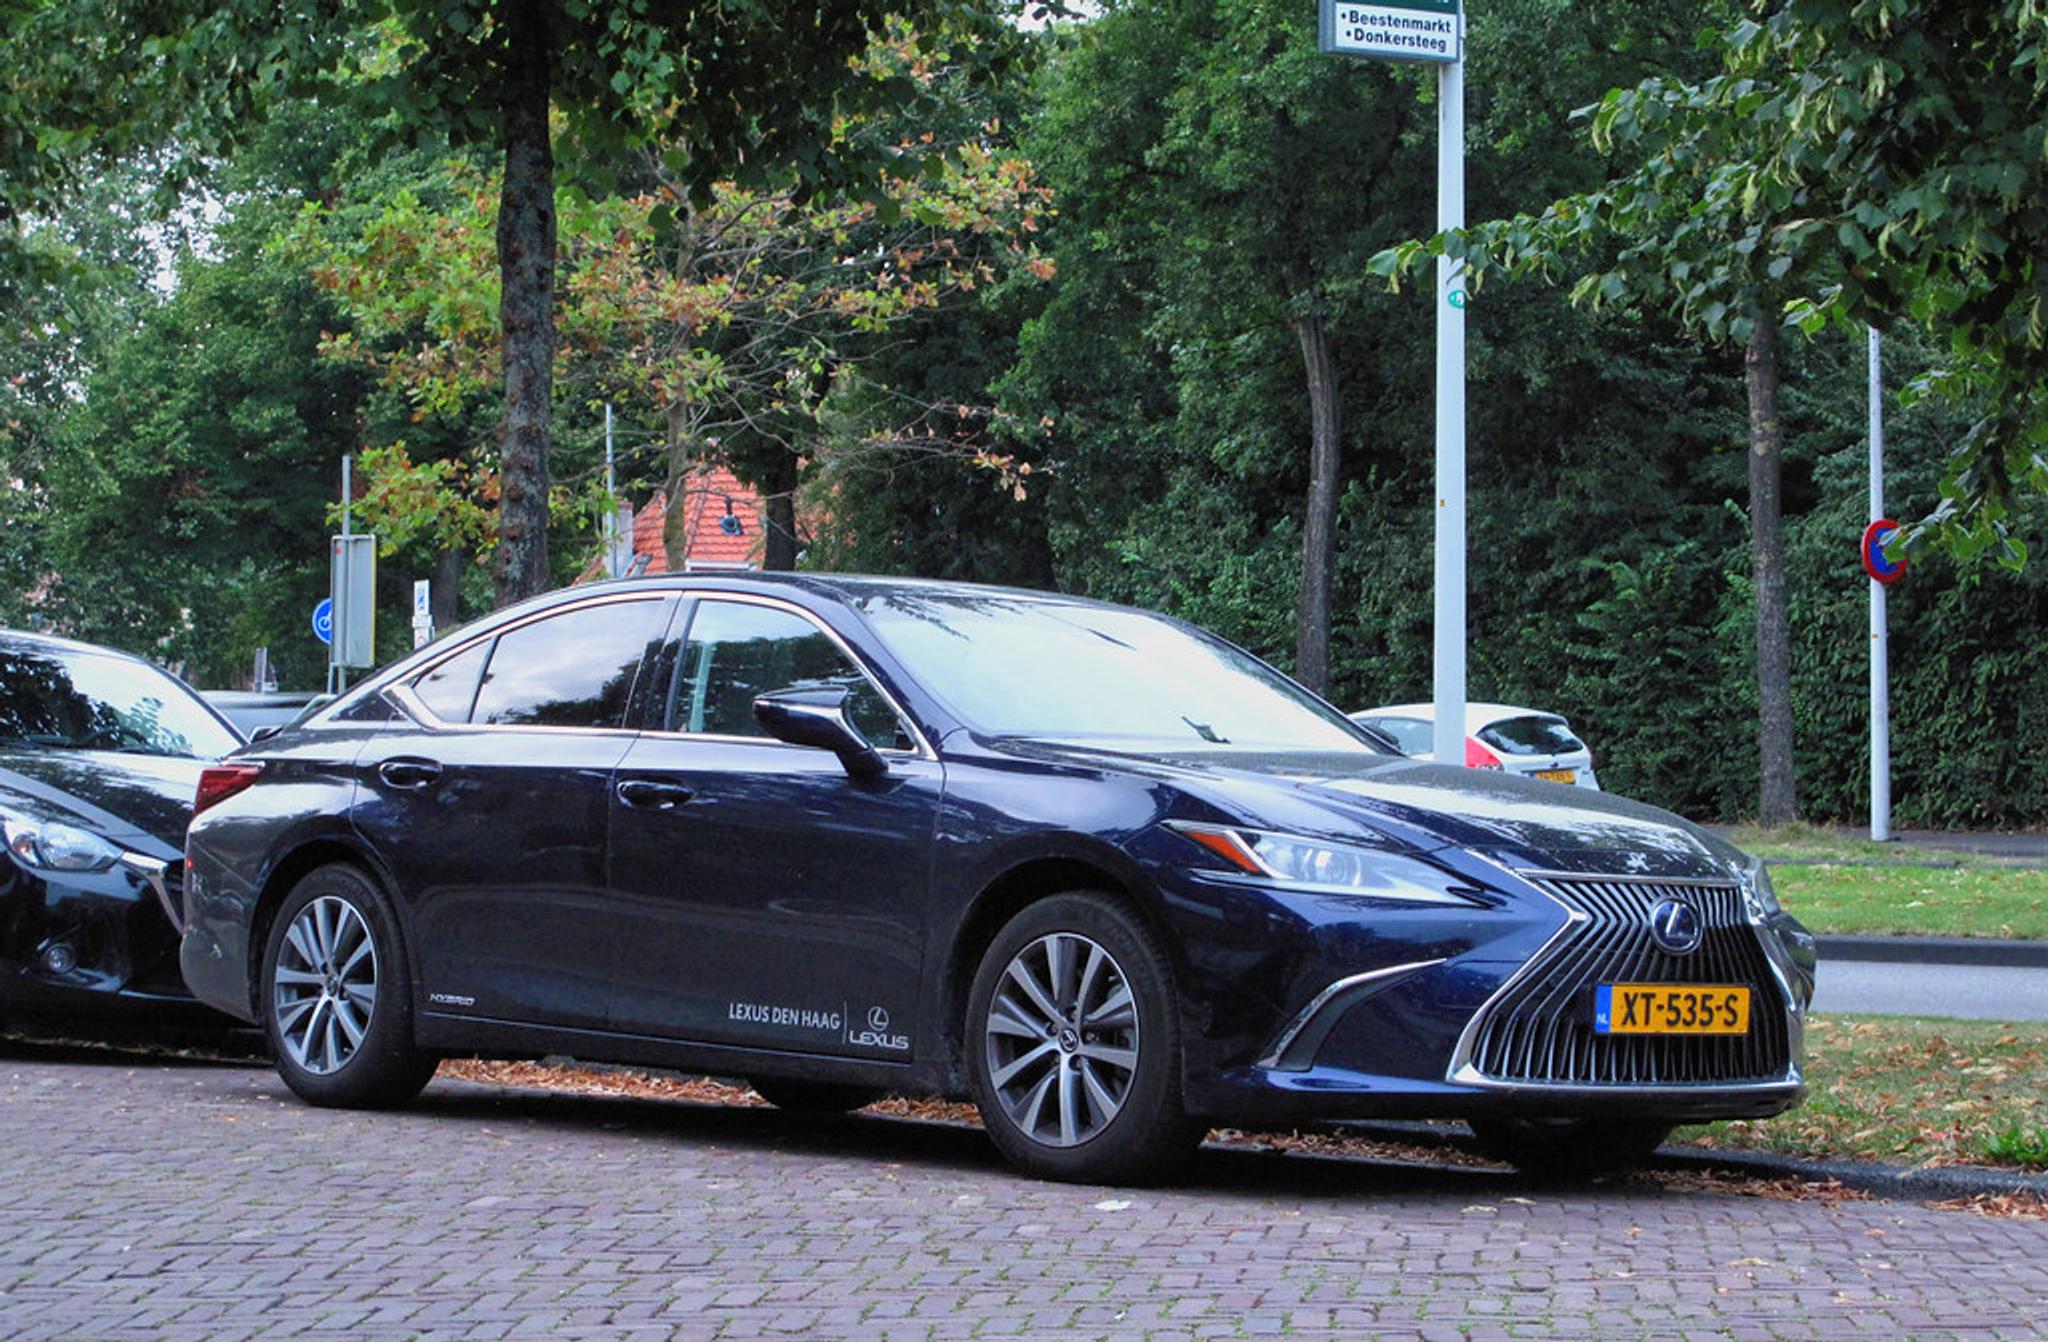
[1161, 858, 1813, 1126]
[0, 854, 224, 1028]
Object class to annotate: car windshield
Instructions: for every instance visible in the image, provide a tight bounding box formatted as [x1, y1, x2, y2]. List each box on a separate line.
[0, 645, 240, 759]
[855, 591, 1384, 752]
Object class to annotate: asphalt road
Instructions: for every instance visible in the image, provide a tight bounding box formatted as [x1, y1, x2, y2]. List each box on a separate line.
[1813, 959, 2048, 1021]
[4, 1043, 2045, 1341]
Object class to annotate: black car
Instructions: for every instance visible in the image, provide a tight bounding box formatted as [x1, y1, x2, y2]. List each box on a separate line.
[181, 575, 1816, 1183]
[1, 629, 244, 1035]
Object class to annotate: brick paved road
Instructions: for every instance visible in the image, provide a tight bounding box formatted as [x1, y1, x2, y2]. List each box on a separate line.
[3, 1042, 2043, 1341]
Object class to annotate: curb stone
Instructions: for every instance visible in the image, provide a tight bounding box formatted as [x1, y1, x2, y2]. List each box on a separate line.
[1337, 1119, 2048, 1201]
[1816, 933, 2048, 968]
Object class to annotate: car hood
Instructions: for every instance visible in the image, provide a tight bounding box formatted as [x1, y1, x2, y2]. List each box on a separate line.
[1005, 740, 1742, 881]
[0, 746, 204, 861]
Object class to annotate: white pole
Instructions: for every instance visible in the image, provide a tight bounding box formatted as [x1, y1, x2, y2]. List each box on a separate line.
[1868, 327, 1890, 841]
[1432, 27, 1468, 769]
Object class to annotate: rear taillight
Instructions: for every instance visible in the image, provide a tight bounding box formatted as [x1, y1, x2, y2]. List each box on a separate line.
[194, 763, 265, 816]
[1465, 738, 1504, 771]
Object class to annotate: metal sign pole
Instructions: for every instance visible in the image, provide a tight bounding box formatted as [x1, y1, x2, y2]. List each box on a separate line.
[1317, 0, 1465, 762]
[1868, 327, 1890, 842]
[1430, 23, 1467, 770]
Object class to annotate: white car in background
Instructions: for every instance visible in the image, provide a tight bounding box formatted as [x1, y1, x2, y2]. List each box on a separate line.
[1349, 701, 1601, 790]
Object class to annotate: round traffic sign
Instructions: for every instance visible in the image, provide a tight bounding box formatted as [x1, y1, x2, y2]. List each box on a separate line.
[1862, 519, 1907, 585]
[311, 597, 334, 644]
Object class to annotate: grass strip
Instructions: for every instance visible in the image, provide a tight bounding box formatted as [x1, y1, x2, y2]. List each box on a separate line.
[1680, 1014, 2048, 1170]
[1769, 863, 2048, 939]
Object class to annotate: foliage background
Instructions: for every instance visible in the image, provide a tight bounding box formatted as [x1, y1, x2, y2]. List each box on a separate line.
[2, 0, 2041, 827]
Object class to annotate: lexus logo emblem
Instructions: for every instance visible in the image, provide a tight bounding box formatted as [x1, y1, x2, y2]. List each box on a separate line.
[867, 1005, 890, 1032]
[1649, 899, 1703, 955]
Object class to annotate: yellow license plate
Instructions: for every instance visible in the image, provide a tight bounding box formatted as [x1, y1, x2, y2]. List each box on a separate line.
[1595, 984, 1750, 1035]
[1535, 768, 1577, 784]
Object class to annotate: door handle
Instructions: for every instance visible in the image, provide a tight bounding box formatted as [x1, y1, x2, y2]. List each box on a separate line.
[616, 778, 695, 810]
[378, 757, 443, 789]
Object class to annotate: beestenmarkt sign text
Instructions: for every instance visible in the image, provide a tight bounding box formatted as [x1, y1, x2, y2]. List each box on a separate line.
[1318, 0, 1461, 63]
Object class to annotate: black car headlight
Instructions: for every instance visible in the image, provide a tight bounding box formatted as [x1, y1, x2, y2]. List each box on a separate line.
[1169, 822, 1483, 906]
[3, 814, 124, 873]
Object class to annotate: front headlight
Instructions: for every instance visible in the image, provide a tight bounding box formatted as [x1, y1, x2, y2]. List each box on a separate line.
[1739, 855, 1783, 919]
[3, 816, 124, 873]
[1170, 822, 1483, 906]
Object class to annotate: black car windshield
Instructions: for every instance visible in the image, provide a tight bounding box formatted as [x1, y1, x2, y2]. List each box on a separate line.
[855, 592, 1384, 752]
[0, 645, 240, 759]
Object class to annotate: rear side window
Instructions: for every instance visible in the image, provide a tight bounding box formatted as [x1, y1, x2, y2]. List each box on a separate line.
[1360, 716, 1433, 757]
[1477, 715, 1585, 757]
[467, 600, 667, 729]
[669, 600, 908, 748]
[412, 640, 490, 723]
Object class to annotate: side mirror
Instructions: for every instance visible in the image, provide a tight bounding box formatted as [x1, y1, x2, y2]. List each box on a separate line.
[752, 686, 888, 780]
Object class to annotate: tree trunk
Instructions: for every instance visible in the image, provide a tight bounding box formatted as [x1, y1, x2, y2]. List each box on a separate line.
[490, 0, 556, 609]
[431, 544, 468, 634]
[1746, 318, 1798, 826]
[662, 398, 692, 572]
[1293, 308, 1341, 695]
[762, 452, 801, 571]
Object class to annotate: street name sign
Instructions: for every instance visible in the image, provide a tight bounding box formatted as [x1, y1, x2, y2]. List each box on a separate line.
[1319, 0, 1460, 63]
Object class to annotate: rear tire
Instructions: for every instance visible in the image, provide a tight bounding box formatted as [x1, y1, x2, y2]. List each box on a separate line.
[262, 864, 436, 1109]
[1467, 1116, 1674, 1176]
[751, 1078, 880, 1115]
[967, 892, 1202, 1184]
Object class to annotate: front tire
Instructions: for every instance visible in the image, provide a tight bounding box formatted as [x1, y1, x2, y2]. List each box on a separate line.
[967, 892, 1201, 1184]
[262, 864, 436, 1109]
[1468, 1116, 1674, 1176]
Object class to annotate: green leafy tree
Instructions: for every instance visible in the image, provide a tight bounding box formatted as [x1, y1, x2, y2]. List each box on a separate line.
[301, 25, 1055, 576]
[1372, 0, 2048, 822]
[330, 0, 1047, 605]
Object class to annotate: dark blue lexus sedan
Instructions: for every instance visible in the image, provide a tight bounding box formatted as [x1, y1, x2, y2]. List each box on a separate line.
[181, 575, 1815, 1183]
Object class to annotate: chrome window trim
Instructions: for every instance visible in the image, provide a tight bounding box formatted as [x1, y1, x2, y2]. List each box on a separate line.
[654, 591, 937, 762]
[390, 592, 673, 733]
[1443, 863, 1803, 1093]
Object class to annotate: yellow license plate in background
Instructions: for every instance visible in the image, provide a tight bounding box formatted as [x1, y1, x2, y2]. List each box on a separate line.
[1535, 768, 1577, 784]
[1595, 984, 1750, 1035]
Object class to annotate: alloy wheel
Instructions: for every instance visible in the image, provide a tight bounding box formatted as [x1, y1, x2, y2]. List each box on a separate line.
[984, 931, 1140, 1147]
[273, 895, 378, 1076]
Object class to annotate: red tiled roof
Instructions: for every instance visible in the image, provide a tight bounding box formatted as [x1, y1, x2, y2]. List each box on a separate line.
[580, 464, 787, 582]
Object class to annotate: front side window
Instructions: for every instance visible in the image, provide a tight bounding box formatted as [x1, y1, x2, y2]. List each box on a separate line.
[465, 600, 667, 729]
[669, 600, 907, 748]
[0, 645, 239, 759]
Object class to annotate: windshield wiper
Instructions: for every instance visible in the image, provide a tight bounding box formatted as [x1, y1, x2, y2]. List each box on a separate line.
[1181, 716, 1229, 745]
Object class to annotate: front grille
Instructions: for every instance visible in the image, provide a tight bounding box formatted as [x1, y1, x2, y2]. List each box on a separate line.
[1465, 875, 1790, 1087]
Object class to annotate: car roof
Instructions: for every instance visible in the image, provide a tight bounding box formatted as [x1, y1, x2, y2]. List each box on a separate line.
[0, 626, 157, 667]
[1351, 702, 1568, 732]
[575, 570, 1119, 610]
